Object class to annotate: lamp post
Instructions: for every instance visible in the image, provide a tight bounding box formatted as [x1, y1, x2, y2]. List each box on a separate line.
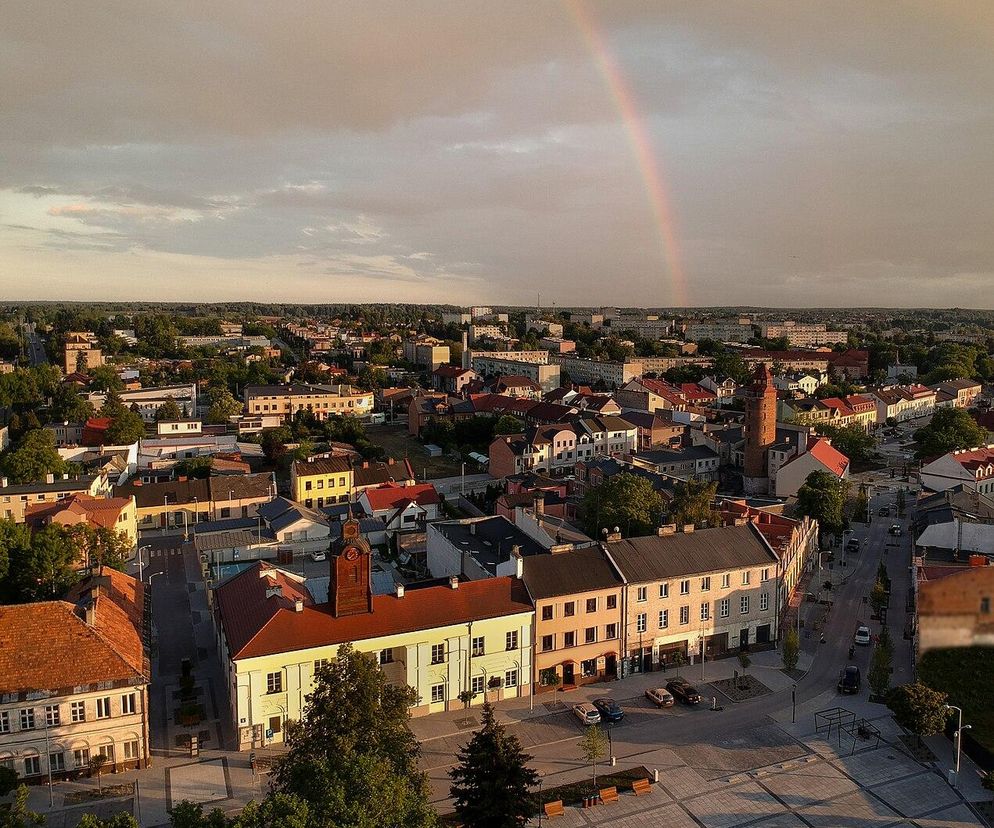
[945, 704, 972, 787]
[791, 683, 796, 724]
[44, 721, 54, 808]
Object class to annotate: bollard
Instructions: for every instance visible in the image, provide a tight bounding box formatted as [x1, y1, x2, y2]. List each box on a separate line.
[653, 768, 659, 783]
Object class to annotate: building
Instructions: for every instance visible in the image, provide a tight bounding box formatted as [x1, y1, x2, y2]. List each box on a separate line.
[0, 569, 150, 781]
[471, 355, 560, 393]
[63, 332, 103, 374]
[432, 365, 477, 394]
[290, 456, 353, 508]
[931, 378, 982, 409]
[358, 483, 441, 536]
[772, 372, 823, 398]
[24, 493, 139, 551]
[213, 521, 534, 748]
[774, 437, 850, 499]
[550, 355, 640, 388]
[403, 338, 450, 370]
[427, 516, 547, 580]
[615, 377, 686, 413]
[743, 363, 777, 495]
[683, 319, 753, 343]
[921, 445, 994, 495]
[522, 546, 624, 692]
[489, 425, 590, 479]
[619, 411, 685, 452]
[118, 385, 198, 423]
[604, 523, 781, 674]
[0, 473, 110, 523]
[868, 385, 937, 424]
[244, 384, 373, 422]
[629, 445, 720, 481]
[917, 566, 994, 656]
[757, 321, 848, 347]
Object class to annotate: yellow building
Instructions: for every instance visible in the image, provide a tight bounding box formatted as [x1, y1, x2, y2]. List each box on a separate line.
[290, 456, 353, 508]
[0, 473, 110, 523]
[213, 518, 534, 750]
[243, 383, 374, 423]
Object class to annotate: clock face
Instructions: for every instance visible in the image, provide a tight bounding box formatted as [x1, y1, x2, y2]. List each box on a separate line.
[344, 547, 360, 561]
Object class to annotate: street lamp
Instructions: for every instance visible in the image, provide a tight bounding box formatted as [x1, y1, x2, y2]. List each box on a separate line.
[945, 704, 971, 787]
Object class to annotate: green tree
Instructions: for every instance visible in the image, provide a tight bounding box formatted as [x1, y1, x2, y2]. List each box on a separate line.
[260, 427, 293, 463]
[449, 702, 538, 828]
[154, 399, 183, 421]
[0, 764, 18, 797]
[666, 478, 719, 528]
[580, 472, 665, 538]
[50, 384, 95, 424]
[104, 406, 146, 444]
[578, 725, 607, 786]
[0, 785, 44, 827]
[887, 682, 949, 748]
[913, 408, 988, 460]
[269, 643, 436, 828]
[795, 470, 850, 538]
[782, 628, 800, 672]
[90, 753, 108, 793]
[168, 801, 228, 828]
[815, 424, 875, 465]
[88, 365, 124, 392]
[175, 457, 214, 479]
[1, 428, 67, 483]
[852, 485, 869, 523]
[205, 387, 243, 424]
[869, 579, 889, 617]
[230, 795, 310, 828]
[76, 814, 140, 828]
[493, 415, 525, 436]
[868, 636, 893, 698]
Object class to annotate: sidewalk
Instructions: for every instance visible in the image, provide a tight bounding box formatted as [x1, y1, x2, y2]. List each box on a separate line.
[410, 646, 812, 743]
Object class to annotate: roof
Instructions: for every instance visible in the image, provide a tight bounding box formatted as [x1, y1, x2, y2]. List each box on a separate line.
[918, 567, 994, 617]
[214, 563, 532, 660]
[522, 546, 623, 599]
[24, 493, 132, 530]
[353, 458, 416, 488]
[292, 455, 352, 477]
[0, 473, 102, 495]
[433, 365, 472, 378]
[115, 477, 211, 507]
[431, 516, 547, 575]
[605, 523, 778, 582]
[258, 496, 329, 532]
[792, 437, 849, 477]
[0, 568, 146, 695]
[362, 483, 440, 512]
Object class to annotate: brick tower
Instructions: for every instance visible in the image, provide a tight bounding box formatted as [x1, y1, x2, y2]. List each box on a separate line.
[330, 515, 372, 617]
[743, 363, 777, 494]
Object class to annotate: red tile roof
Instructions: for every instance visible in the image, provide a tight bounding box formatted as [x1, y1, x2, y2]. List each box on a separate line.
[806, 437, 850, 476]
[25, 493, 132, 531]
[215, 562, 533, 660]
[362, 482, 440, 512]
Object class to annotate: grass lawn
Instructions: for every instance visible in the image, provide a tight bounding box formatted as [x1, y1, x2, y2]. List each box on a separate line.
[364, 424, 464, 479]
[918, 646, 994, 758]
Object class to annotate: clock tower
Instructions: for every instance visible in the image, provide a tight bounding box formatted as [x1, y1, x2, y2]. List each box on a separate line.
[330, 515, 373, 617]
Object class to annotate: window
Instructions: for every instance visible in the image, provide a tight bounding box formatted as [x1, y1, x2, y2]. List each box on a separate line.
[20, 709, 35, 730]
[504, 669, 518, 688]
[45, 705, 60, 727]
[317, 480, 324, 490]
[700, 602, 710, 621]
[24, 756, 40, 776]
[659, 582, 669, 598]
[563, 631, 576, 648]
[701, 576, 711, 592]
[471, 636, 485, 657]
[680, 580, 690, 595]
[305, 481, 312, 491]
[0, 712, 8, 733]
[220, 507, 231, 518]
[266, 672, 283, 694]
[721, 573, 730, 589]
[586, 598, 597, 613]
[719, 598, 730, 618]
[314, 658, 330, 672]
[505, 631, 518, 651]
[542, 605, 553, 621]
[564, 601, 576, 616]
[430, 643, 445, 664]
[760, 593, 769, 612]
[581, 659, 597, 678]
[741, 571, 751, 586]
[584, 627, 597, 644]
[658, 609, 669, 629]
[541, 634, 554, 652]
[122, 694, 136, 715]
[73, 748, 90, 769]
[761, 568, 770, 583]
[605, 623, 618, 639]
[471, 676, 485, 695]
[378, 649, 393, 665]
[430, 684, 445, 704]
[123, 740, 140, 761]
[636, 613, 647, 633]
[636, 586, 647, 603]
[606, 594, 617, 610]
[49, 752, 65, 772]
[740, 595, 750, 614]
[982, 597, 991, 614]
[680, 606, 690, 625]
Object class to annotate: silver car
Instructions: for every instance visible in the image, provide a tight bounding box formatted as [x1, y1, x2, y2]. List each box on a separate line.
[572, 702, 602, 726]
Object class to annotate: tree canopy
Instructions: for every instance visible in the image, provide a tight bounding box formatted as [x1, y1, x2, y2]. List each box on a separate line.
[1, 428, 68, 484]
[913, 407, 988, 460]
[581, 472, 665, 538]
[814, 423, 876, 465]
[795, 470, 849, 537]
[887, 682, 949, 743]
[666, 478, 719, 528]
[154, 399, 183, 421]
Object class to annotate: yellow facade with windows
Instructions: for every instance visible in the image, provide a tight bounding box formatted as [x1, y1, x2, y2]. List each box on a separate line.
[290, 457, 353, 508]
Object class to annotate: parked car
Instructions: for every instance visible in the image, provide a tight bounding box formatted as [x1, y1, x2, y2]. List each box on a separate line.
[645, 687, 675, 708]
[572, 702, 601, 726]
[888, 524, 902, 536]
[592, 698, 624, 722]
[846, 538, 860, 553]
[854, 626, 872, 646]
[310, 550, 327, 562]
[878, 506, 891, 516]
[838, 665, 861, 694]
[665, 679, 702, 705]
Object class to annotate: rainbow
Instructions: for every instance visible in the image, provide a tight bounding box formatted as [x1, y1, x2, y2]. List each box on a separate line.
[565, 0, 690, 307]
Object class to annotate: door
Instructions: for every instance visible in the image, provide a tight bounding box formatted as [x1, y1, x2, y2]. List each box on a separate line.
[562, 662, 575, 685]
[739, 628, 750, 650]
[756, 624, 771, 645]
[605, 654, 617, 677]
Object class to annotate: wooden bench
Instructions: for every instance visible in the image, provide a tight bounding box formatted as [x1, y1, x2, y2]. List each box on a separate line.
[543, 800, 564, 818]
[631, 778, 652, 796]
[599, 786, 619, 804]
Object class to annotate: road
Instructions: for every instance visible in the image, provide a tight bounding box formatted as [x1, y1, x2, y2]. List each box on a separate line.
[26, 328, 48, 366]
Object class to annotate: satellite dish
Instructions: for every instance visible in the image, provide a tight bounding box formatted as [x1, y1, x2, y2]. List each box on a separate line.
[613, 526, 620, 533]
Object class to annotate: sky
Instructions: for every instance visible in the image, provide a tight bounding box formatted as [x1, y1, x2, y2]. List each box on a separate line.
[2, 1, 993, 308]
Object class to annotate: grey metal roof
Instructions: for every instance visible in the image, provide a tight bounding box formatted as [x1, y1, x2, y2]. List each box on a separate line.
[522, 546, 623, 599]
[604, 523, 777, 583]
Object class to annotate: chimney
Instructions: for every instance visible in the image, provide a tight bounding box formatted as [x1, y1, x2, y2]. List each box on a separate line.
[395, 583, 406, 598]
[682, 524, 695, 534]
[294, 598, 304, 613]
[734, 517, 748, 527]
[533, 493, 544, 516]
[84, 600, 96, 627]
[449, 575, 460, 589]
[0, 477, 7, 488]
[46, 473, 55, 484]
[62, 473, 69, 480]
[658, 524, 677, 536]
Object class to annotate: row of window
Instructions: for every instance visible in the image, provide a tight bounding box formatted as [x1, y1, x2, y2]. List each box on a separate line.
[540, 623, 617, 652]
[634, 594, 770, 632]
[303, 495, 350, 508]
[0, 695, 136, 733]
[1, 741, 141, 777]
[430, 669, 519, 703]
[635, 569, 770, 602]
[303, 477, 349, 491]
[541, 595, 617, 620]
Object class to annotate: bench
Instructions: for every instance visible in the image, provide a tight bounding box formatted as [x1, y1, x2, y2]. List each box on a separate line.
[599, 786, 619, 804]
[631, 778, 652, 796]
[543, 800, 564, 818]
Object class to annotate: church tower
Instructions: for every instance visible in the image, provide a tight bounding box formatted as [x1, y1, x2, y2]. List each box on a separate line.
[329, 515, 372, 617]
[743, 362, 777, 495]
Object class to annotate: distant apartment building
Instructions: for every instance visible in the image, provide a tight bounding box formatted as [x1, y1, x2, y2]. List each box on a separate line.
[403, 338, 451, 370]
[117, 384, 198, 423]
[471, 355, 560, 392]
[63, 332, 103, 374]
[525, 316, 564, 337]
[610, 318, 673, 339]
[758, 321, 848, 347]
[179, 335, 271, 350]
[243, 384, 373, 422]
[539, 337, 575, 354]
[550, 355, 640, 388]
[684, 318, 753, 343]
